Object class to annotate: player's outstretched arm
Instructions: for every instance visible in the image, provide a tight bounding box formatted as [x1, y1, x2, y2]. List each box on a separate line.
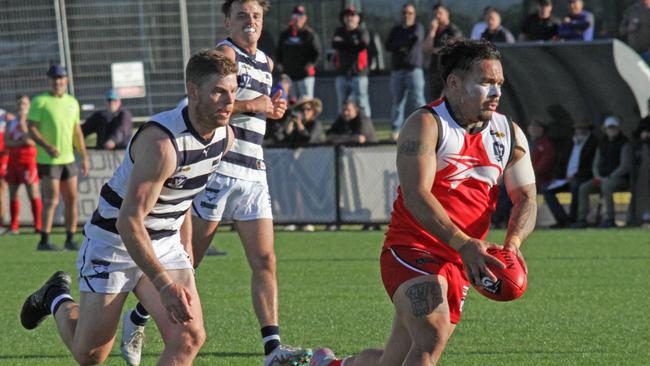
[503, 123, 537, 271]
[116, 125, 194, 325]
[397, 110, 504, 285]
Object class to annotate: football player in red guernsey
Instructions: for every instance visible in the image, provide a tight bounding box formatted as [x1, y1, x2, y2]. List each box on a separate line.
[311, 39, 537, 366]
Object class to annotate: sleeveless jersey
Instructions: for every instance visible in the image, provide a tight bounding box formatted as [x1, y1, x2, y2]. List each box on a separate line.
[6, 119, 37, 165]
[214, 38, 273, 182]
[84, 106, 229, 247]
[384, 99, 515, 266]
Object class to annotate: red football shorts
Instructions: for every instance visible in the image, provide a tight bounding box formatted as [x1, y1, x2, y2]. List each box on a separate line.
[380, 245, 470, 324]
[0, 153, 8, 178]
[6, 162, 39, 185]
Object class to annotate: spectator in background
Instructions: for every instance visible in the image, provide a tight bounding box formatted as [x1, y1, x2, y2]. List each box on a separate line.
[470, 6, 493, 40]
[385, 3, 426, 140]
[284, 96, 323, 146]
[81, 89, 132, 150]
[332, 6, 372, 118]
[326, 100, 377, 145]
[423, 4, 463, 99]
[276, 5, 321, 99]
[528, 118, 556, 189]
[574, 116, 632, 228]
[28, 64, 89, 251]
[558, 0, 594, 41]
[543, 120, 597, 228]
[619, 0, 650, 64]
[481, 8, 516, 44]
[4, 95, 42, 235]
[519, 0, 560, 41]
[0, 109, 7, 233]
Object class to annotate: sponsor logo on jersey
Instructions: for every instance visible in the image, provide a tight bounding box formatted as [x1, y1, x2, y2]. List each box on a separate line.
[442, 154, 501, 189]
[167, 175, 188, 189]
[490, 129, 505, 138]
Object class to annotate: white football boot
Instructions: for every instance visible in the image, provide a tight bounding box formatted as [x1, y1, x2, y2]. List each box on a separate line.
[264, 344, 313, 366]
[120, 311, 145, 365]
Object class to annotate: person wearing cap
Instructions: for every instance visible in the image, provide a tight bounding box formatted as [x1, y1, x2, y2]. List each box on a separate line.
[284, 96, 323, 146]
[519, 0, 560, 41]
[27, 64, 89, 251]
[423, 3, 463, 99]
[385, 3, 426, 140]
[558, 0, 595, 41]
[542, 119, 597, 228]
[332, 5, 372, 118]
[573, 116, 632, 228]
[276, 5, 321, 99]
[81, 89, 133, 150]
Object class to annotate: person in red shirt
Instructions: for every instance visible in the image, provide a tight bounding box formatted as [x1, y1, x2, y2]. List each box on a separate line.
[4, 95, 42, 234]
[311, 39, 538, 366]
[0, 108, 8, 232]
[528, 117, 556, 190]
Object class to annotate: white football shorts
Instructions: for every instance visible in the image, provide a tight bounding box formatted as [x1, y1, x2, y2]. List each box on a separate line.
[191, 173, 273, 222]
[76, 235, 193, 294]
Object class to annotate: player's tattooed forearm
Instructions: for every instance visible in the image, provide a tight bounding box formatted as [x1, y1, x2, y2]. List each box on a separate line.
[405, 281, 443, 317]
[398, 140, 433, 156]
[508, 194, 537, 241]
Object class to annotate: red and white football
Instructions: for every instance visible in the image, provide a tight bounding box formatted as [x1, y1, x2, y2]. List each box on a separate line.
[473, 248, 527, 302]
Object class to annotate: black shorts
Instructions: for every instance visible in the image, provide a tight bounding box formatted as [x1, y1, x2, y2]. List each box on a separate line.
[37, 162, 79, 181]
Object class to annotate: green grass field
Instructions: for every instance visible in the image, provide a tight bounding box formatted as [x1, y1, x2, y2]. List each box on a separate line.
[2, 228, 650, 365]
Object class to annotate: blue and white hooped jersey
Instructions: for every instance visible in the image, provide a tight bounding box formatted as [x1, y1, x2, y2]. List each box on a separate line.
[84, 106, 229, 246]
[214, 37, 273, 182]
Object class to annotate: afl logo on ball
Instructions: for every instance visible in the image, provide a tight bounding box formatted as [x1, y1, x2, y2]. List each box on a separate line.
[480, 276, 502, 294]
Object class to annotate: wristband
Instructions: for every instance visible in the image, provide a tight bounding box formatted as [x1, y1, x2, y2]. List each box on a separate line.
[151, 271, 173, 291]
[449, 230, 470, 251]
[508, 235, 522, 248]
[158, 282, 173, 293]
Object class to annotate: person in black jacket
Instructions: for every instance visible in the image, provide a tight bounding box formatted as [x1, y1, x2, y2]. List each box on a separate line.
[326, 100, 376, 144]
[573, 116, 632, 228]
[276, 5, 321, 99]
[81, 89, 132, 150]
[332, 5, 372, 118]
[543, 120, 597, 228]
[423, 4, 463, 99]
[385, 3, 426, 140]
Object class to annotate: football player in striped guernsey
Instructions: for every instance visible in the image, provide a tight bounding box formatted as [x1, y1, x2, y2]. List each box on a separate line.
[20, 49, 237, 366]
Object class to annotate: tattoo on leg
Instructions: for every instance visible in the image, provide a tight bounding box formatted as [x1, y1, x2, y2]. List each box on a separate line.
[405, 281, 443, 317]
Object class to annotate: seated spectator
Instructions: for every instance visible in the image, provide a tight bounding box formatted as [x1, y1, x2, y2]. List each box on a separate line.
[326, 100, 377, 144]
[558, 0, 594, 41]
[632, 99, 650, 224]
[573, 116, 632, 228]
[528, 117, 556, 189]
[481, 8, 516, 44]
[81, 89, 132, 149]
[519, 0, 560, 41]
[284, 96, 324, 146]
[619, 0, 650, 64]
[264, 74, 293, 146]
[470, 6, 492, 40]
[543, 120, 597, 228]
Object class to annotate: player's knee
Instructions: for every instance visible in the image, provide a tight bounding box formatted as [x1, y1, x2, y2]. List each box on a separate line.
[251, 251, 276, 272]
[171, 324, 206, 354]
[72, 347, 109, 366]
[413, 316, 451, 350]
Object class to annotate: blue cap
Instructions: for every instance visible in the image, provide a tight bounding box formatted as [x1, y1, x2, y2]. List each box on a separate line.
[47, 64, 68, 78]
[106, 89, 120, 100]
